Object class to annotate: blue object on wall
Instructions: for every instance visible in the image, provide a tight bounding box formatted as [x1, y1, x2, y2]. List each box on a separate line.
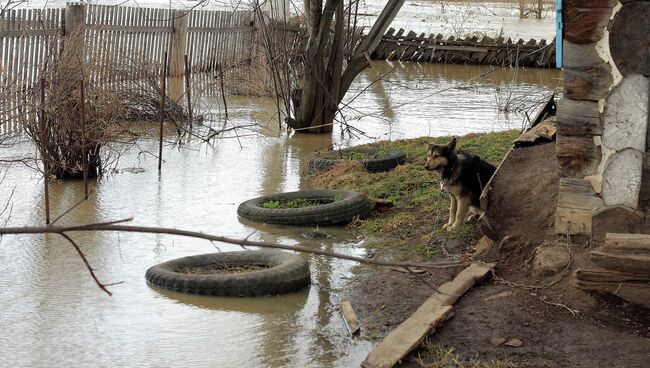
[556, 0, 563, 68]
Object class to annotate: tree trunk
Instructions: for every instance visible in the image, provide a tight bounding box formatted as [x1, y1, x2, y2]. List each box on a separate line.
[288, 0, 405, 133]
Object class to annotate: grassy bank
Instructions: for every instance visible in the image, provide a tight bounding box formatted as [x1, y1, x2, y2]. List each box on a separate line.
[311, 130, 519, 261]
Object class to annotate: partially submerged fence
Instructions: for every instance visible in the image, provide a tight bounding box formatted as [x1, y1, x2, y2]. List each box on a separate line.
[0, 3, 254, 131]
[372, 28, 556, 68]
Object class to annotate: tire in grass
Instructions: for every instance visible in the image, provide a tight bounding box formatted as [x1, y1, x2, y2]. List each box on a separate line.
[145, 250, 310, 296]
[237, 189, 371, 226]
[308, 147, 406, 173]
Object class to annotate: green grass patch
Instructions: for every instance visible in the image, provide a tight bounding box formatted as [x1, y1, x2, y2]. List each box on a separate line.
[312, 130, 519, 261]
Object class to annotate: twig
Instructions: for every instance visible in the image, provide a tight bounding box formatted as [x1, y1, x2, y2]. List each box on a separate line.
[0, 222, 468, 272]
[59, 232, 114, 296]
[536, 294, 579, 316]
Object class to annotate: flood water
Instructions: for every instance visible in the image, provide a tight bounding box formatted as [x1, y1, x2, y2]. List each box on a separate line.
[0, 62, 561, 367]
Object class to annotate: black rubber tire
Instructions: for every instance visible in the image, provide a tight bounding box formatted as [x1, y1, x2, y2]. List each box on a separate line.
[237, 189, 371, 226]
[308, 147, 406, 173]
[145, 250, 310, 296]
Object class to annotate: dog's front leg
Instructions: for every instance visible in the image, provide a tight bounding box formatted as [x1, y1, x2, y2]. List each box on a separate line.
[448, 196, 470, 231]
[443, 195, 457, 230]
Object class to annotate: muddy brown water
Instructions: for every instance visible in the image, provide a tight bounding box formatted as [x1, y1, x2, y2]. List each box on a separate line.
[0, 62, 560, 367]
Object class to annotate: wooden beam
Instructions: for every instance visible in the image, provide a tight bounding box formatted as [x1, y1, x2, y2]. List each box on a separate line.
[556, 98, 601, 136]
[564, 0, 617, 44]
[362, 263, 493, 368]
[556, 134, 601, 178]
[563, 41, 612, 101]
[340, 300, 361, 335]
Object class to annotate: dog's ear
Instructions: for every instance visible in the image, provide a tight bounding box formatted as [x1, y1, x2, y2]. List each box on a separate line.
[447, 137, 457, 150]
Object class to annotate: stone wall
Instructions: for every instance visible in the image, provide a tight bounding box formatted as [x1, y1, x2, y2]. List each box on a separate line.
[555, 0, 650, 240]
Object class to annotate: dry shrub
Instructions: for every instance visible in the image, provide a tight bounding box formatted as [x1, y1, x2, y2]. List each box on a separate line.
[14, 28, 197, 179]
[20, 32, 125, 179]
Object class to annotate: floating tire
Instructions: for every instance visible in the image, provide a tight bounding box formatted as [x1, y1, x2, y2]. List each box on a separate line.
[145, 250, 310, 296]
[237, 189, 371, 226]
[308, 147, 406, 173]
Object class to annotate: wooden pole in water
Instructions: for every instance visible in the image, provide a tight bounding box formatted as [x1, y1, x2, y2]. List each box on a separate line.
[184, 53, 193, 132]
[39, 77, 50, 225]
[158, 52, 167, 172]
[80, 79, 88, 199]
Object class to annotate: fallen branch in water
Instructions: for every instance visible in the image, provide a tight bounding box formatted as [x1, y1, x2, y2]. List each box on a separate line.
[0, 218, 467, 296]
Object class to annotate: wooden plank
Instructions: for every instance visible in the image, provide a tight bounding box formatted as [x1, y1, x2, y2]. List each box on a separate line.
[574, 268, 650, 307]
[339, 300, 361, 335]
[605, 233, 650, 252]
[591, 250, 650, 275]
[575, 268, 649, 283]
[362, 263, 493, 368]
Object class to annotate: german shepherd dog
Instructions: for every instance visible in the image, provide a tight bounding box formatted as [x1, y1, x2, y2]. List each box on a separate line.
[425, 138, 496, 231]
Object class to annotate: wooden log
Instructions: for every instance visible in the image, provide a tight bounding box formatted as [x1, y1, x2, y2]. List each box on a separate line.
[339, 300, 361, 335]
[609, 1, 650, 77]
[555, 178, 603, 235]
[602, 75, 649, 152]
[362, 263, 493, 368]
[563, 41, 613, 101]
[564, 0, 617, 44]
[591, 250, 650, 275]
[591, 206, 644, 243]
[575, 268, 649, 283]
[574, 269, 650, 307]
[605, 233, 650, 253]
[602, 149, 644, 208]
[556, 134, 601, 178]
[556, 98, 601, 136]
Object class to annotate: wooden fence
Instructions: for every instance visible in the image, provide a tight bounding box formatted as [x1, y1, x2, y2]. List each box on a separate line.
[0, 3, 254, 132]
[372, 28, 556, 68]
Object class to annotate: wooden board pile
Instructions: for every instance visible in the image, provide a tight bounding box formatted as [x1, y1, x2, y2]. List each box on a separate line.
[574, 233, 650, 308]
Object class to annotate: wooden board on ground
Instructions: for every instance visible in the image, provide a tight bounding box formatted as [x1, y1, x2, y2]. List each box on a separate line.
[574, 268, 650, 307]
[591, 250, 650, 276]
[362, 263, 494, 368]
[339, 300, 361, 336]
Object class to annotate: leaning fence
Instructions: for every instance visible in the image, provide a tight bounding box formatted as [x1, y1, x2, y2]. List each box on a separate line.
[0, 3, 255, 132]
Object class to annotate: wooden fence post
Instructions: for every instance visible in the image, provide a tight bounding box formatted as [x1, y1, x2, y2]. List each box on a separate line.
[168, 9, 188, 104]
[64, 4, 86, 38]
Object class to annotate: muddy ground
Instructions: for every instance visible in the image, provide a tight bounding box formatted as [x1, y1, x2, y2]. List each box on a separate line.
[336, 141, 650, 367]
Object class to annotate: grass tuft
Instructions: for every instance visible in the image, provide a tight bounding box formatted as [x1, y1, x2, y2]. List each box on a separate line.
[312, 130, 518, 261]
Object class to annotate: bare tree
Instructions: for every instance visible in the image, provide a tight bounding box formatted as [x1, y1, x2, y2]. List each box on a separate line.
[266, 0, 405, 133]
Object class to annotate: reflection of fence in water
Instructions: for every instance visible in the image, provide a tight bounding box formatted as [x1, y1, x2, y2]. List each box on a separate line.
[0, 4, 257, 132]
